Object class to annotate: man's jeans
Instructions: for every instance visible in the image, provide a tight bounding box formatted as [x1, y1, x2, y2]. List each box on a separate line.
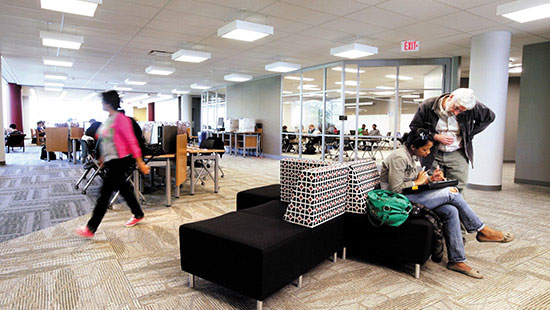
[406, 187, 484, 263]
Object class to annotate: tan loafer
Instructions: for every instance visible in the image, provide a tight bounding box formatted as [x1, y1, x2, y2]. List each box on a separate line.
[447, 263, 483, 279]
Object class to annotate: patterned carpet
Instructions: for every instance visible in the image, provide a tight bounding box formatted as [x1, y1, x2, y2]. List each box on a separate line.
[1, 147, 549, 309]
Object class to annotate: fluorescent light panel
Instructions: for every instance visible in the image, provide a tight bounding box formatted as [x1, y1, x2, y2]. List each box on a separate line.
[284, 76, 314, 81]
[124, 78, 146, 86]
[218, 20, 273, 42]
[40, 31, 84, 50]
[43, 56, 74, 67]
[40, 0, 101, 17]
[335, 80, 359, 87]
[84, 92, 97, 101]
[331, 67, 365, 74]
[45, 82, 64, 87]
[172, 89, 190, 95]
[114, 86, 132, 91]
[497, 0, 550, 23]
[330, 43, 378, 59]
[376, 86, 394, 89]
[224, 73, 253, 82]
[190, 83, 211, 90]
[265, 62, 300, 73]
[172, 49, 211, 63]
[44, 86, 63, 92]
[145, 65, 175, 75]
[44, 72, 68, 80]
[402, 94, 421, 99]
[385, 74, 413, 81]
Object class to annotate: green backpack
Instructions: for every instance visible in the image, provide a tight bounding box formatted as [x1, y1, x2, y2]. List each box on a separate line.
[366, 190, 412, 227]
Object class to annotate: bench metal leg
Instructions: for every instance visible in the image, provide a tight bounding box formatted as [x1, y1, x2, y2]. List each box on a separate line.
[257, 300, 263, 310]
[332, 252, 337, 263]
[294, 275, 303, 288]
[415, 264, 420, 279]
[188, 274, 195, 288]
[342, 247, 347, 260]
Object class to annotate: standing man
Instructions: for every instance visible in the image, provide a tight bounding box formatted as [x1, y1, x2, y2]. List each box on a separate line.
[409, 88, 495, 192]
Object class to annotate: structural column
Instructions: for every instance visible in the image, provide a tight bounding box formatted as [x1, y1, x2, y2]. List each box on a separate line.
[467, 31, 511, 190]
[148, 102, 155, 121]
[0, 55, 5, 165]
[180, 95, 192, 122]
[8, 83, 23, 132]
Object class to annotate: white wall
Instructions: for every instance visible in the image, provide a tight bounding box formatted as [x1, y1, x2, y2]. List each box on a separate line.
[28, 95, 107, 126]
[0, 65, 5, 163]
[154, 98, 179, 122]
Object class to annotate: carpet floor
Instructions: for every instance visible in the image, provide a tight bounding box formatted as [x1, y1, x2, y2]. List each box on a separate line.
[0, 146, 549, 309]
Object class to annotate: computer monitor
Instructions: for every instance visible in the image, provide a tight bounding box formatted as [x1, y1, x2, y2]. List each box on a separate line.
[158, 125, 177, 154]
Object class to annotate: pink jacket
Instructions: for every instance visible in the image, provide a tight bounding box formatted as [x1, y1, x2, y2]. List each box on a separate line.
[111, 113, 142, 159]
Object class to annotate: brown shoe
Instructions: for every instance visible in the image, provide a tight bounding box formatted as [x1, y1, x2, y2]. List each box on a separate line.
[447, 263, 483, 279]
[476, 231, 514, 243]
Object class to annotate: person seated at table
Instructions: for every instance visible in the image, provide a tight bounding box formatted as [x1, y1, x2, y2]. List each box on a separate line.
[36, 121, 46, 137]
[307, 124, 316, 134]
[358, 124, 368, 136]
[5, 124, 19, 135]
[380, 128, 514, 279]
[370, 124, 381, 136]
[81, 119, 102, 164]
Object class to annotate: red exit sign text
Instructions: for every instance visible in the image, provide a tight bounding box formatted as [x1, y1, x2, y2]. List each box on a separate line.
[401, 40, 419, 52]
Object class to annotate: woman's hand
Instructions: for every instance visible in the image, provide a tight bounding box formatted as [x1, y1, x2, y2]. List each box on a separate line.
[415, 170, 429, 185]
[430, 168, 445, 182]
[136, 158, 150, 175]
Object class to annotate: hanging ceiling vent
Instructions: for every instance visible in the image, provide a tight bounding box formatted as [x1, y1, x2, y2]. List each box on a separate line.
[148, 50, 173, 57]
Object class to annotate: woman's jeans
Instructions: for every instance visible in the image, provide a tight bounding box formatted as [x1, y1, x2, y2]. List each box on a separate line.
[406, 187, 484, 263]
[87, 156, 144, 233]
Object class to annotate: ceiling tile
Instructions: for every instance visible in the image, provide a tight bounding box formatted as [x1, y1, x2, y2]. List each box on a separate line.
[401, 22, 462, 41]
[280, 0, 370, 16]
[347, 7, 418, 29]
[246, 14, 312, 33]
[430, 11, 499, 33]
[376, 0, 459, 20]
[166, 0, 239, 20]
[466, 2, 522, 24]
[321, 18, 387, 37]
[196, 0, 276, 12]
[258, 2, 337, 26]
[434, 0, 500, 9]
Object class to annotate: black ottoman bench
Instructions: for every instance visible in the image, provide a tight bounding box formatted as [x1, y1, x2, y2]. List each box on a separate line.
[180, 211, 312, 310]
[236, 184, 281, 211]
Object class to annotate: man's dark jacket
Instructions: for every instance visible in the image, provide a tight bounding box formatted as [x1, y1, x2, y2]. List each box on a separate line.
[409, 93, 495, 169]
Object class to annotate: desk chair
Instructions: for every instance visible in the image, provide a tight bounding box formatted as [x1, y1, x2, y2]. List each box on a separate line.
[5, 133, 26, 153]
[194, 137, 225, 184]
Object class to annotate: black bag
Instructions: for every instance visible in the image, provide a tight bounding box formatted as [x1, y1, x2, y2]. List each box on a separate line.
[40, 146, 56, 160]
[409, 201, 444, 263]
[303, 142, 316, 154]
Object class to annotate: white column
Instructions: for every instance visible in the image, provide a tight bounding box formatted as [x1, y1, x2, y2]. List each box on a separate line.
[468, 31, 511, 190]
[180, 95, 192, 122]
[0, 55, 5, 164]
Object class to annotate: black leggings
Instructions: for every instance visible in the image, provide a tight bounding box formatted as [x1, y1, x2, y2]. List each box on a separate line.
[87, 156, 144, 232]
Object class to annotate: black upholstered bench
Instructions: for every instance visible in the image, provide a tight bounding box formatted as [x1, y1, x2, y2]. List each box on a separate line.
[180, 211, 312, 310]
[236, 184, 280, 211]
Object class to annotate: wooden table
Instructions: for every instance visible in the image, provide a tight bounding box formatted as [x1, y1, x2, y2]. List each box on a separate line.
[187, 147, 225, 195]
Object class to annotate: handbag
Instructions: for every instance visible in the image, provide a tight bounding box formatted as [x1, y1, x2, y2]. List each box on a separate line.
[366, 189, 412, 227]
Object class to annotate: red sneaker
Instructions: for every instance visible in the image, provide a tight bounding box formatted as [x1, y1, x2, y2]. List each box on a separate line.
[124, 216, 144, 227]
[75, 226, 94, 238]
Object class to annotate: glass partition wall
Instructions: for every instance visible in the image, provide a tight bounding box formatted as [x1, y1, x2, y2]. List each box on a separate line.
[201, 87, 226, 130]
[281, 58, 451, 162]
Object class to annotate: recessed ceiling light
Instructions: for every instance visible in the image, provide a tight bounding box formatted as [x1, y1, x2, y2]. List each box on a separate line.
[40, 31, 84, 50]
[413, 98, 424, 102]
[145, 65, 175, 76]
[172, 89, 190, 95]
[124, 78, 147, 86]
[284, 76, 314, 81]
[330, 43, 378, 59]
[43, 56, 74, 67]
[224, 73, 253, 82]
[44, 86, 63, 92]
[265, 62, 300, 73]
[83, 92, 98, 101]
[331, 67, 365, 74]
[371, 91, 395, 96]
[335, 81, 359, 87]
[191, 83, 211, 90]
[172, 49, 211, 63]
[376, 86, 394, 89]
[385, 74, 413, 81]
[40, 0, 102, 17]
[156, 93, 172, 98]
[509, 66, 523, 73]
[218, 20, 273, 42]
[44, 72, 68, 80]
[45, 82, 64, 87]
[299, 84, 321, 90]
[497, 0, 550, 23]
[402, 94, 421, 99]
[282, 91, 293, 94]
[114, 86, 132, 91]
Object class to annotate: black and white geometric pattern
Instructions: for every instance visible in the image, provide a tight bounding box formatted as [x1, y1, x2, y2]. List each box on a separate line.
[344, 160, 380, 214]
[280, 158, 331, 202]
[283, 164, 348, 228]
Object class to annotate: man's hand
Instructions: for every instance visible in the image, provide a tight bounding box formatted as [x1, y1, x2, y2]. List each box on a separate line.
[434, 134, 454, 146]
[430, 168, 445, 182]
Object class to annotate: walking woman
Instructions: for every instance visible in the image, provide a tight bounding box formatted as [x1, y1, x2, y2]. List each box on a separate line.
[76, 91, 150, 238]
[380, 128, 514, 279]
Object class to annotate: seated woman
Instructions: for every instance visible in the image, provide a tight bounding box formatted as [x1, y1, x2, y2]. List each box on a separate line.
[379, 128, 514, 279]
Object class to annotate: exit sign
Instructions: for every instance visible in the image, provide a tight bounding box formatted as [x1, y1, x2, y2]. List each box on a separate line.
[401, 40, 419, 52]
